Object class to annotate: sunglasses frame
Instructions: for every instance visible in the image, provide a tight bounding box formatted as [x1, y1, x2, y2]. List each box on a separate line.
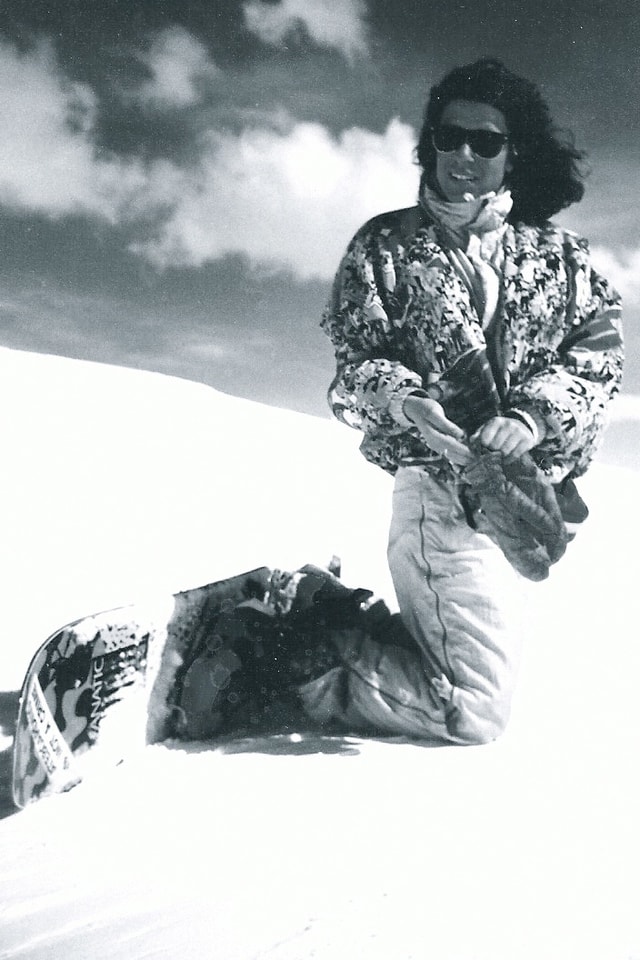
[431, 124, 509, 159]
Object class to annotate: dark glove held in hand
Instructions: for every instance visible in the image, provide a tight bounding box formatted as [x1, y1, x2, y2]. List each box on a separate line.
[462, 451, 569, 581]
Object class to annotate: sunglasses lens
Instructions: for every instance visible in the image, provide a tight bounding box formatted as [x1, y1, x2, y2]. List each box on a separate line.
[432, 125, 507, 159]
[471, 131, 507, 158]
[432, 125, 464, 153]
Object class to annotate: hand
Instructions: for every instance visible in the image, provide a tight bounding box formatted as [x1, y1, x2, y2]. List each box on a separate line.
[403, 395, 472, 465]
[471, 416, 537, 458]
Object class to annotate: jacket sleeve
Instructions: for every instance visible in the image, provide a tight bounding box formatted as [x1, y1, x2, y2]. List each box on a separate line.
[320, 227, 424, 435]
[506, 236, 623, 478]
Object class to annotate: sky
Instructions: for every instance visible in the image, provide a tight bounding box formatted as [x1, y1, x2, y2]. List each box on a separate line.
[0, 0, 638, 416]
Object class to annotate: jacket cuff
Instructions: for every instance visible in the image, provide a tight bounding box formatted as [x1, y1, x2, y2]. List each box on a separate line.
[505, 407, 546, 445]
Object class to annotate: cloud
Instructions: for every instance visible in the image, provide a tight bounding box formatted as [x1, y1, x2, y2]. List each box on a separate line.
[607, 393, 640, 421]
[0, 34, 418, 279]
[0, 37, 146, 220]
[133, 117, 419, 278]
[590, 245, 640, 306]
[243, 0, 369, 60]
[131, 26, 219, 107]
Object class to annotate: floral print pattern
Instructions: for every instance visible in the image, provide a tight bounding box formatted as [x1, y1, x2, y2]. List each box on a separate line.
[321, 206, 623, 482]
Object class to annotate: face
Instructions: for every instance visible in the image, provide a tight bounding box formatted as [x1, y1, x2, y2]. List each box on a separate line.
[434, 100, 511, 202]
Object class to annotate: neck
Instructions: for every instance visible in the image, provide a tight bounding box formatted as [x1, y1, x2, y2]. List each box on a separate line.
[420, 184, 513, 247]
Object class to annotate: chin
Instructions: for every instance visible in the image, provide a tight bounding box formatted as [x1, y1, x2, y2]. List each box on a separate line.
[447, 184, 480, 201]
[436, 172, 478, 200]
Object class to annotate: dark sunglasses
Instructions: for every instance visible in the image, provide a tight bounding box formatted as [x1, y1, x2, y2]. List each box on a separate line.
[431, 124, 509, 159]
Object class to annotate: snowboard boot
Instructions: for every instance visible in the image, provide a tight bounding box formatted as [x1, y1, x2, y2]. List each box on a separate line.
[170, 563, 382, 740]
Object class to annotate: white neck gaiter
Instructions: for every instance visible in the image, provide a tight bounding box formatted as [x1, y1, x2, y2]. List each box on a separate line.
[420, 186, 514, 329]
[420, 185, 513, 251]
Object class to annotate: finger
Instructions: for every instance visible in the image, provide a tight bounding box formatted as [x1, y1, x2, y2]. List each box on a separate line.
[502, 425, 535, 456]
[410, 398, 468, 441]
[511, 437, 534, 458]
[488, 427, 517, 454]
[497, 431, 535, 459]
[501, 437, 523, 457]
[471, 421, 498, 447]
[474, 422, 520, 452]
[447, 440, 474, 465]
[422, 427, 473, 464]
[421, 406, 467, 440]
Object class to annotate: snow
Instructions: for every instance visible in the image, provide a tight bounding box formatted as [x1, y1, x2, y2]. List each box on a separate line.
[0, 346, 639, 960]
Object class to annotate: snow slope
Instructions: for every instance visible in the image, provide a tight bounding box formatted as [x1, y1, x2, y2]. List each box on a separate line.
[0, 347, 638, 960]
[0, 347, 396, 690]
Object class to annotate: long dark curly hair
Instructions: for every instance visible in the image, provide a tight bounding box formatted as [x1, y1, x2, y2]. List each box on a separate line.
[416, 58, 586, 224]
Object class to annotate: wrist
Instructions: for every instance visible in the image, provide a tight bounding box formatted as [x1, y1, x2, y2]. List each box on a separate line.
[390, 388, 427, 429]
[403, 390, 429, 423]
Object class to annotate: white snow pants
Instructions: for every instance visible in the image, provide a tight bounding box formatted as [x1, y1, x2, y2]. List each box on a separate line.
[300, 466, 525, 744]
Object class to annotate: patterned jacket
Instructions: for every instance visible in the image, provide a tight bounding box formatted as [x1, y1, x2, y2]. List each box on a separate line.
[321, 205, 623, 483]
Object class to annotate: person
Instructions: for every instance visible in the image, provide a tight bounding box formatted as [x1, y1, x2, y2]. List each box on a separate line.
[309, 57, 623, 744]
[174, 58, 623, 748]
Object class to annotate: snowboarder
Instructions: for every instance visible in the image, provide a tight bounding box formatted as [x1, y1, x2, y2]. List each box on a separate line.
[177, 58, 623, 746]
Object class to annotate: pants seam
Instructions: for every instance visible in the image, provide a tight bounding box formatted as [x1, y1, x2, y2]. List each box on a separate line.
[341, 659, 448, 727]
[419, 501, 456, 685]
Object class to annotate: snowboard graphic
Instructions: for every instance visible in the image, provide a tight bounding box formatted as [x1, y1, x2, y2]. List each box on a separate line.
[12, 568, 271, 808]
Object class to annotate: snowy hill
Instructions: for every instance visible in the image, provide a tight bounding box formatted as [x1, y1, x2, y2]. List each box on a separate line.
[0, 347, 638, 960]
[0, 347, 396, 690]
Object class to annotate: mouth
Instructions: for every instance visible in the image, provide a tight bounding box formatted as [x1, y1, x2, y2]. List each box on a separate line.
[447, 171, 480, 199]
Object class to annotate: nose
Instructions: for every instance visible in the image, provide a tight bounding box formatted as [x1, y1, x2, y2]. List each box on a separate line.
[454, 141, 475, 160]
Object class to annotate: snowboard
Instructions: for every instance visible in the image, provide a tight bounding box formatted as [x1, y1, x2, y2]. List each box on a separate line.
[11, 567, 271, 808]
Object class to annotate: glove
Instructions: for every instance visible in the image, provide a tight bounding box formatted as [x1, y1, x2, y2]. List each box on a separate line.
[462, 450, 569, 581]
[426, 347, 502, 435]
